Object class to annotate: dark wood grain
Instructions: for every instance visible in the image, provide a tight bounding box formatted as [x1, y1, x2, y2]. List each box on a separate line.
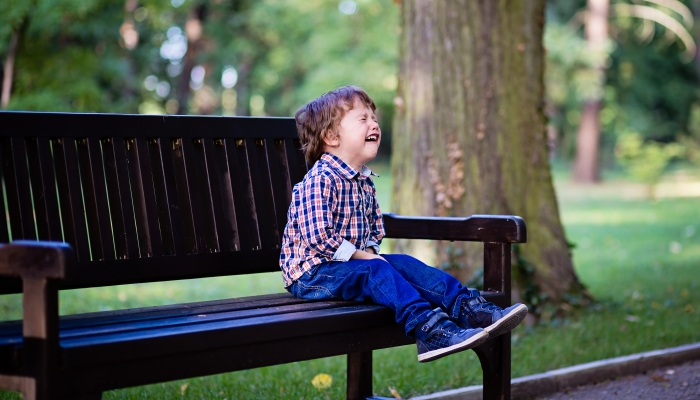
[188, 137, 219, 253]
[1, 137, 35, 240]
[155, 138, 187, 255]
[245, 138, 278, 250]
[109, 137, 140, 258]
[52, 137, 91, 261]
[383, 213, 526, 243]
[267, 138, 293, 246]
[226, 138, 259, 251]
[25, 137, 62, 241]
[76, 138, 106, 260]
[102, 138, 131, 259]
[170, 138, 198, 254]
[210, 138, 239, 252]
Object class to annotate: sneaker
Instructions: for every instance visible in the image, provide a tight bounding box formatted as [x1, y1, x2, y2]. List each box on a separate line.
[457, 296, 528, 338]
[416, 308, 489, 363]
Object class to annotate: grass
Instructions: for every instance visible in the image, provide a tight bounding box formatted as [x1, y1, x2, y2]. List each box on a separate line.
[1, 164, 700, 399]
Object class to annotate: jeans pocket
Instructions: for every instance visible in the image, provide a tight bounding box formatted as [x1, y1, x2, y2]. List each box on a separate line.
[296, 278, 334, 300]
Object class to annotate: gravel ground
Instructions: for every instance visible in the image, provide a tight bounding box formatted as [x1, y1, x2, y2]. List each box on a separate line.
[536, 360, 700, 400]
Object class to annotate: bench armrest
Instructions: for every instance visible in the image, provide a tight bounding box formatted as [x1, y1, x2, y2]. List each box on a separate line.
[383, 213, 526, 243]
[0, 241, 73, 340]
[0, 241, 74, 281]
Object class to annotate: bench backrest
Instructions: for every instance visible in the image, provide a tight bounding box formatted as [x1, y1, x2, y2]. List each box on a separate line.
[0, 112, 307, 293]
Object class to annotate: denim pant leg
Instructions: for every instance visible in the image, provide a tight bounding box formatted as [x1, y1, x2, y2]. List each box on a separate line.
[381, 254, 480, 319]
[288, 258, 435, 337]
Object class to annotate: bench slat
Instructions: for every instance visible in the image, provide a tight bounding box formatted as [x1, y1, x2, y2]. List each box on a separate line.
[58, 304, 397, 368]
[147, 138, 176, 255]
[49, 294, 303, 331]
[152, 138, 188, 255]
[0, 295, 306, 347]
[60, 300, 350, 341]
[170, 138, 199, 254]
[187, 137, 219, 253]
[226, 139, 260, 251]
[267, 138, 293, 245]
[1, 113, 301, 139]
[0, 159, 8, 242]
[77, 137, 115, 260]
[125, 137, 164, 257]
[108, 137, 140, 258]
[1, 137, 35, 240]
[26, 137, 62, 241]
[201, 138, 234, 252]
[52, 137, 91, 261]
[283, 138, 307, 190]
[209, 139, 239, 251]
[111, 138, 140, 258]
[245, 138, 278, 250]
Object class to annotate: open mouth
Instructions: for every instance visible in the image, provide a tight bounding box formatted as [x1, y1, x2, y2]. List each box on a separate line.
[366, 134, 379, 142]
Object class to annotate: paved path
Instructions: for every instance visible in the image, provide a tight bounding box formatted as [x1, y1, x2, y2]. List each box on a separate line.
[536, 360, 700, 400]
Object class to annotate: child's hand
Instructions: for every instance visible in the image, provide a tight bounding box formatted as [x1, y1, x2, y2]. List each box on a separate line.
[351, 249, 386, 262]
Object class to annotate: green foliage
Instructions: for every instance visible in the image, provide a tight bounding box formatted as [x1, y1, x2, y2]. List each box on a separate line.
[544, 23, 612, 105]
[544, 1, 699, 163]
[615, 132, 685, 198]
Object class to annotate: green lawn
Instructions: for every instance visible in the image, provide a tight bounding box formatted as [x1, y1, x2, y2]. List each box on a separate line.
[1, 166, 699, 399]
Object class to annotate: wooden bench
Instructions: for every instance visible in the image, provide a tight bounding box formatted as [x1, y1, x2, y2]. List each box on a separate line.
[0, 111, 526, 400]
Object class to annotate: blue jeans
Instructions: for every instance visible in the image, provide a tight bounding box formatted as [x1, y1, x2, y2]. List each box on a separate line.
[287, 254, 480, 337]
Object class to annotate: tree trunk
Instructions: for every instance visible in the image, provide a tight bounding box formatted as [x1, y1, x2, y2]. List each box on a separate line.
[573, 0, 609, 183]
[392, 0, 588, 315]
[1, 27, 22, 109]
[176, 4, 207, 115]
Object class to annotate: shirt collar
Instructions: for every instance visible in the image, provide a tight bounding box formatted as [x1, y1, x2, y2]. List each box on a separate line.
[320, 152, 379, 180]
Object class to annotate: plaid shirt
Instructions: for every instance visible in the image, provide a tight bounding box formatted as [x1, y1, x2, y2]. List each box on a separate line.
[279, 152, 385, 287]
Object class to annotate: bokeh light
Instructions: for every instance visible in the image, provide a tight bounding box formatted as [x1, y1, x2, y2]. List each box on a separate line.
[221, 66, 238, 89]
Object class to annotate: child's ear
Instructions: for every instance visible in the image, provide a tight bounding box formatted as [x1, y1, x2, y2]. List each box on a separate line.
[322, 129, 340, 147]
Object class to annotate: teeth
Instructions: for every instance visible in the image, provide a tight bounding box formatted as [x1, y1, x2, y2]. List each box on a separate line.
[366, 135, 378, 141]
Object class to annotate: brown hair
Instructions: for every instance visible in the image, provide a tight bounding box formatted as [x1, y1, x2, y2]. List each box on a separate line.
[295, 85, 377, 164]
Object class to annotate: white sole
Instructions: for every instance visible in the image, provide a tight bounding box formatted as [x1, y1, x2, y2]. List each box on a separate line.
[484, 304, 528, 338]
[417, 330, 489, 363]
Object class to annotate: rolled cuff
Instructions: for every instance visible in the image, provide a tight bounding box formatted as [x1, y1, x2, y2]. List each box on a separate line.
[332, 239, 357, 262]
[366, 240, 380, 255]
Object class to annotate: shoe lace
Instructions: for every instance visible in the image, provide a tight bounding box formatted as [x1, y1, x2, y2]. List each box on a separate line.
[462, 296, 500, 316]
[436, 319, 461, 335]
[475, 301, 500, 312]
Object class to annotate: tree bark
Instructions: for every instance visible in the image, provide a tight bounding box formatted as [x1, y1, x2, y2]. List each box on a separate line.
[573, 0, 609, 183]
[392, 0, 588, 314]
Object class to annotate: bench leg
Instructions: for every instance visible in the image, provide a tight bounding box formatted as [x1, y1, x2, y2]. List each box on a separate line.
[347, 351, 373, 400]
[473, 333, 511, 400]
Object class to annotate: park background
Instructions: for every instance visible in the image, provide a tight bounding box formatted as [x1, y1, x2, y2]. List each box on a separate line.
[1, 0, 699, 399]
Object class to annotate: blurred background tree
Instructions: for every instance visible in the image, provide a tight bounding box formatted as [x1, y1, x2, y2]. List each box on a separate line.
[2, 0, 700, 167]
[545, 0, 699, 182]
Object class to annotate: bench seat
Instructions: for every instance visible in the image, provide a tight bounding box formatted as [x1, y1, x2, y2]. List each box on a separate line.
[0, 293, 410, 395]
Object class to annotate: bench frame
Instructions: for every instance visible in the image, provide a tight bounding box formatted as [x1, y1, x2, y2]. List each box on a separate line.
[0, 111, 526, 400]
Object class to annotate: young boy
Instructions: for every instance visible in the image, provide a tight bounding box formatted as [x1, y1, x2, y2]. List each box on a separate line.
[279, 86, 527, 362]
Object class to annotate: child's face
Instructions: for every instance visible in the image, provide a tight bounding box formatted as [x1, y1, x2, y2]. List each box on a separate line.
[324, 99, 381, 171]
